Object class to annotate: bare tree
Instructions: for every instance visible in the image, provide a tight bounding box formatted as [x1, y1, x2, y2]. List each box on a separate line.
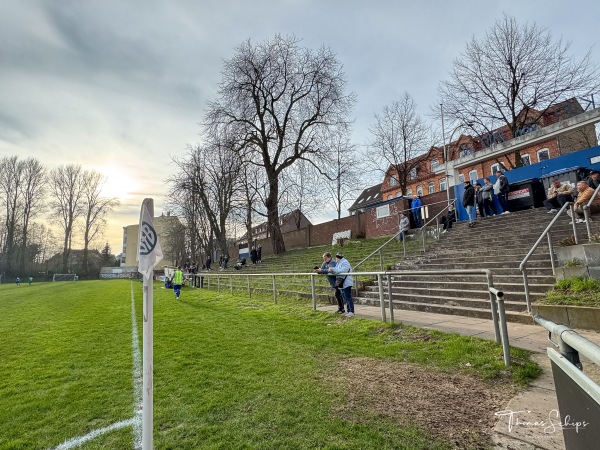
[438, 14, 600, 167]
[322, 133, 363, 219]
[367, 93, 430, 194]
[18, 158, 46, 273]
[206, 34, 355, 255]
[0, 156, 25, 274]
[80, 170, 119, 275]
[48, 164, 85, 273]
[169, 139, 242, 258]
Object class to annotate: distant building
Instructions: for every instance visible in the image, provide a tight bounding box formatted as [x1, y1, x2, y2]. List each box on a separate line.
[237, 209, 311, 244]
[121, 212, 184, 271]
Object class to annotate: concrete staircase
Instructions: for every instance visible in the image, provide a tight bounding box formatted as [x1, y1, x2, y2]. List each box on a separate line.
[354, 207, 598, 324]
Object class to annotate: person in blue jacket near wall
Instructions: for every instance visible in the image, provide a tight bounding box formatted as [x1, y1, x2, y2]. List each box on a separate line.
[411, 195, 423, 228]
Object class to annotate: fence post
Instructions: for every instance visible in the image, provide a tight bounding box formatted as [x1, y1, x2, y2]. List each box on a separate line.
[311, 274, 317, 310]
[522, 268, 531, 312]
[572, 204, 579, 245]
[584, 206, 593, 242]
[377, 274, 386, 322]
[272, 275, 277, 304]
[379, 250, 383, 271]
[387, 273, 394, 323]
[422, 224, 427, 252]
[435, 216, 440, 241]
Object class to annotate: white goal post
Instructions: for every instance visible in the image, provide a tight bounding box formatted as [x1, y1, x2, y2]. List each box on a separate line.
[52, 273, 78, 282]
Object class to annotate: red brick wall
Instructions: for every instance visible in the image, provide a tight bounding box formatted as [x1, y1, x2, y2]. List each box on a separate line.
[310, 214, 364, 246]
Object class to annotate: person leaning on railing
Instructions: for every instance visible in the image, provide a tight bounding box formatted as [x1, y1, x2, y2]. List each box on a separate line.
[567, 180, 600, 223]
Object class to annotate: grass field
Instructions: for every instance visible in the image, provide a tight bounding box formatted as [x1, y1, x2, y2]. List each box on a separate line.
[0, 280, 539, 449]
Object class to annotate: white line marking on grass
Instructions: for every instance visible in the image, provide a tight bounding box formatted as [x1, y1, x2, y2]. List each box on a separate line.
[52, 418, 135, 450]
[131, 281, 143, 449]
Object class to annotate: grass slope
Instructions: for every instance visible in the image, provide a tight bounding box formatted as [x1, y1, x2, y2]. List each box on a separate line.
[0, 280, 538, 449]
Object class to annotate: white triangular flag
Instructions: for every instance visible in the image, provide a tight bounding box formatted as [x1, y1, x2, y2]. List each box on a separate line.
[137, 198, 163, 280]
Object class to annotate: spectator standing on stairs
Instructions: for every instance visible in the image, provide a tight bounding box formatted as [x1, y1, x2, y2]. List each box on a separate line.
[463, 180, 476, 227]
[543, 179, 574, 213]
[481, 178, 497, 217]
[567, 181, 600, 223]
[398, 213, 410, 241]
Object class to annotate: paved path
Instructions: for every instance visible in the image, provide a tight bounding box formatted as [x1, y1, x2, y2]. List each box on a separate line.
[317, 304, 600, 449]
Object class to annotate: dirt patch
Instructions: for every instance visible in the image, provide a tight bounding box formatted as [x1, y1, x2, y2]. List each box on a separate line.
[329, 357, 519, 449]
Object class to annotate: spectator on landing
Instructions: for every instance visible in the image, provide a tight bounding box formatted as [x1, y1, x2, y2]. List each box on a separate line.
[462, 180, 476, 227]
[314, 252, 345, 314]
[544, 179, 574, 213]
[481, 178, 497, 217]
[411, 195, 423, 228]
[567, 181, 600, 223]
[328, 252, 355, 318]
[441, 203, 456, 233]
[475, 183, 486, 218]
[495, 170, 510, 214]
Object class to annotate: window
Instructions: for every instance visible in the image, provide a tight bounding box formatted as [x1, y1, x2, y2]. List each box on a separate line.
[521, 154, 531, 166]
[459, 144, 475, 158]
[430, 159, 439, 171]
[396, 191, 402, 197]
[537, 148, 550, 162]
[458, 173, 465, 183]
[405, 188, 412, 197]
[389, 176, 397, 186]
[387, 194, 393, 200]
[410, 168, 417, 179]
[490, 163, 502, 175]
[416, 185, 423, 196]
[469, 170, 478, 182]
[428, 182, 435, 194]
[376, 204, 390, 218]
[439, 178, 446, 191]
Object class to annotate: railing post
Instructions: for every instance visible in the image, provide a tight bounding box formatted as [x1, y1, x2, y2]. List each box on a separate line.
[584, 206, 593, 242]
[496, 294, 511, 367]
[272, 275, 277, 304]
[485, 271, 501, 344]
[379, 249, 383, 271]
[522, 268, 531, 312]
[402, 236, 406, 258]
[247, 275, 251, 298]
[572, 204, 579, 244]
[377, 274, 386, 322]
[435, 216, 440, 241]
[547, 232, 556, 275]
[422, 224, 427, 252]
[310, 274, 317, 310]
[387, 273, 394, 323]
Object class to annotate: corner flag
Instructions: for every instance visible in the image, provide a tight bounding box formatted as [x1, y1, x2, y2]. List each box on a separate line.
[137, 198, 162, 450]
[137, 198, 163, 279]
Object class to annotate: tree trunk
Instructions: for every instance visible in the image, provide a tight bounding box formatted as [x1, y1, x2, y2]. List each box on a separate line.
[265, 175, 286, 255]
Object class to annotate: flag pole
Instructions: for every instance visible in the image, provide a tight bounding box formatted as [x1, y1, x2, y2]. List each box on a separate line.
[137, 198, 163, 450]
[142, 259, 153, 450]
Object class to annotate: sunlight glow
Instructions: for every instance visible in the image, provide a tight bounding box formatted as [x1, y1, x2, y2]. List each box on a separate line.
[97, 165, 139, 201]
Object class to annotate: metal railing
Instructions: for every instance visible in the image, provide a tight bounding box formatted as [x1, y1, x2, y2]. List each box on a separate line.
[189, 267, 512, 366]
[520, 201, 579, 312]
[354, 198, 457, 272]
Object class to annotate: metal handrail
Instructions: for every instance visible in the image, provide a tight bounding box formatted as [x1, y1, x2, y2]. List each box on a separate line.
[418, 198, 457, 251]
[582, 183, 600, 240]
[190, 267, 510, 365]
[519, 201, 578, 312]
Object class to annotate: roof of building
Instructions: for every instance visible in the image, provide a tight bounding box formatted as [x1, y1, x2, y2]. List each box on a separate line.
[348, 183, 383, 212]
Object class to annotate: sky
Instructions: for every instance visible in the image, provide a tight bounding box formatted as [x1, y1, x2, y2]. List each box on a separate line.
[1, 0, 599, 255]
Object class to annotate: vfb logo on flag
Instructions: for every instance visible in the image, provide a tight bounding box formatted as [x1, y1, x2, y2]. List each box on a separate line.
[140, 221, 158, 256]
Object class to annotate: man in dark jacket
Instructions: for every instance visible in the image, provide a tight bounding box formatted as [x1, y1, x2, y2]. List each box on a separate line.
[314, 252, 345, 314]
[496, 170, 510, 214]
[587, 170, 600, 190]
[462, 180, 476, 227]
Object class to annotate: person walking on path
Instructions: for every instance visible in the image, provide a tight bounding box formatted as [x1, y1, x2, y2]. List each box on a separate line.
[205, 256, 212, 271]
[495, 170, 510, 214]
[462, 180, 476, 227]
[172, 266, 184, 300]
[315, 252, 345, 314]
[411, 195, 423, 228]
[544, 179, 574, 213]
[328, 252, 355, 317]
